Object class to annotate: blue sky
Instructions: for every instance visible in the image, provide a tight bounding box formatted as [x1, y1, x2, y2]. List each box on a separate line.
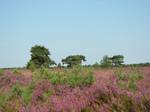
[0, 0, 150, 68]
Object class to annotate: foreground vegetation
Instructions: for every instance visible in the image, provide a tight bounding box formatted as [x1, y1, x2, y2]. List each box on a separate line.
[0, 66, 150, 112]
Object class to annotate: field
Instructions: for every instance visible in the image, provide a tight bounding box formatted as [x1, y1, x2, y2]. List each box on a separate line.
[0, 67, 150, 112]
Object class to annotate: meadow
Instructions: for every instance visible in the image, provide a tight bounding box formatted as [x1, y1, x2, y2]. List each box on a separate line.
[0, 66, 150, 112]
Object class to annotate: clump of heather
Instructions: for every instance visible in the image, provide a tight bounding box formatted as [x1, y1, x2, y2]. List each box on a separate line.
[0, 70, 31, 91]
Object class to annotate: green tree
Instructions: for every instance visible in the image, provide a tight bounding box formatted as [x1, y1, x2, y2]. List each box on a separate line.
[27, 45, 55, 69]
[93, 62, 100, 68]
[100, 55, 112, 68]
[62, 55, 86, 67]
[57, 63, 62, 68]
[111, 55, 124, 67]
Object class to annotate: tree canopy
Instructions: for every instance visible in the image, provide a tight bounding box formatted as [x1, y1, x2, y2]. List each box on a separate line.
[62, 55, 86, 67]
[27, 45, 56, 69]
[111, 55, 124, 66]
[100, 55, 112, 68]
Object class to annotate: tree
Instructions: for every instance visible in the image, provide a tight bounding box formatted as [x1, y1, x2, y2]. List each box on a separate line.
[93, 62, 100, 68]
[62, 55, 86, 67]
[27, 45, 55, 69]
[111, 55, 124, 67]
[100, 55, 112, 68]
[57, 63, 62, 68]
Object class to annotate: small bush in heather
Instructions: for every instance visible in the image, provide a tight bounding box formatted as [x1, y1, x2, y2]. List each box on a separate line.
[0, 69, 4, 76]
[115, 67, 143, 91]
[115, 68, 127, 80]
[12, 69, 22, 75]
[27, 61, 36, 72]
[10, 82, 34, 105]
[0, 93, 7, 106]
[21, 84, 34, 105]
[33, 67, 95, 87]
[11, 83, 22, 96]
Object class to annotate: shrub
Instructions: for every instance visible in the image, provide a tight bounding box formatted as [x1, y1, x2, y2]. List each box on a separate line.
[27, 61, 36, 72]
[33, 67, 95, 87]
[0, 69, 4, 76]
[12, 69, 22, 75]
[0, 93, 7, 106]
[11, 83, 22, 96]
[21, 84, 34, 105]
[115, 68, 127, 80]
[115, 67, 143, 91]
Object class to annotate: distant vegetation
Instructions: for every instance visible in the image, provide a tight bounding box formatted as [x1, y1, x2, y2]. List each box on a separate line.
[25, 45, 150, 70]
[62, 55, 86, 67]
[99, 55, 124, 68]
[27, 45, 56, 71]
[0, 44, 150, 112]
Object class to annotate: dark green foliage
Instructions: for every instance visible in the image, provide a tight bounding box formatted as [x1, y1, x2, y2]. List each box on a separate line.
[99, 55, 124, 68]
[111, 55, 124, 67]
[27, 45, 56, 69]
[62, 55, 86, 67]
[100, 55, 112, 68]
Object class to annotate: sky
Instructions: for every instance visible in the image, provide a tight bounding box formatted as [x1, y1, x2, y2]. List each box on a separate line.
[0, 0, 150, 68]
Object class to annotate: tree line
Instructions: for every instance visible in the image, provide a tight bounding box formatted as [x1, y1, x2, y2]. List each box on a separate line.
[26, 45, 149, 70]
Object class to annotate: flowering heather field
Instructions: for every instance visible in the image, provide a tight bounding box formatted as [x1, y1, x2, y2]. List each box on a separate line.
[0, 67, 150, 112]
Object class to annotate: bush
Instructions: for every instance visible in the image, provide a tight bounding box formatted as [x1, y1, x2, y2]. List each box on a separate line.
[12, 69, 22, 75]
[27, 61, 37, 72]
[0, 69, 4, 76]
[21, 84, 34, 105]
[33, 67, 95, 87]
[11, 83, 22, 96]
[115, 67, 143, 91]
[0, 93, 7, 106]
